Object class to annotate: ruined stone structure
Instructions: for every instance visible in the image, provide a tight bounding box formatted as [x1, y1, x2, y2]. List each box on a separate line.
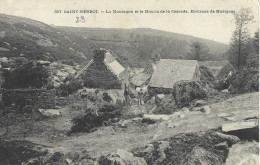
[81, 48, 128, 89]
[2, 89, 56, 111]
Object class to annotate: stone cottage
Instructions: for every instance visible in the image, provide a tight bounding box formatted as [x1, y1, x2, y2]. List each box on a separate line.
[129, 72, 151, 92]
[81, 48, 128, 89]
[148, 59, 200, 94]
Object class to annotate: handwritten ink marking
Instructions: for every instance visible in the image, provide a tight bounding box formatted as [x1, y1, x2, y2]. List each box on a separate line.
[76, 16, 85, 23]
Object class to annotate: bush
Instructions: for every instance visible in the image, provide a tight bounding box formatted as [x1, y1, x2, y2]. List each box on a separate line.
[217, 63, 236, 80]
[69, 104, 121, 134]
[172, 81, 207, 108]
[102, 92, 112, 102]
[59, 80, 83, 96]
[229, 68, 259, 94]
[2, 61, 49, 89]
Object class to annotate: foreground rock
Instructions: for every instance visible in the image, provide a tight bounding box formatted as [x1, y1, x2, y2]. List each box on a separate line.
[0, 139, 50, 165]
[38, 109, 62, 117]
[172, 81, 207, 108]
[194, 99, 207, 107]
[97, 149, 147, 165]
[213, 132, 240, 145]
[131, 131, 231, 165]
[226, 142, 259, 165]
[222, 122, 259, 141]
[222, 122, 258, 132]
[143, 114, 171, 121]
[192, 105, 212, 115]
[182, 146, 223, 165]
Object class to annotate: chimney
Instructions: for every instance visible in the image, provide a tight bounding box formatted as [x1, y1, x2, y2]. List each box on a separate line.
[93, 48, 107, 62]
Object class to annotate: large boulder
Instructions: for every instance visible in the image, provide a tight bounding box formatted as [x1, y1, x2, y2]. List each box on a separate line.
[226, 142, 259, 165]
[222, 122, 259, 141]
[172, 81, 207, 108]
[132, 131, 229, 165]
[155, 94, 165, 105]
[97, 149, 147, 165]
[194, 99, 207, 107]
[153, 94, 177, 114]
[182, 146, 223, 165]
[199, 65, 216, 87]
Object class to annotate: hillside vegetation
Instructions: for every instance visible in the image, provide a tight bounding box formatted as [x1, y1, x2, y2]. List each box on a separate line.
[59, 27, 229, 66]
[1, 14, 228, 68]
[0, 14, 95, 65]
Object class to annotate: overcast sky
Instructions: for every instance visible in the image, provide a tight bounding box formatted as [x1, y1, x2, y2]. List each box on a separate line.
[0, 0, 259, 44]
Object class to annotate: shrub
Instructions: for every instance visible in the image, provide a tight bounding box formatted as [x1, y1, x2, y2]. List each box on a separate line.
[69, 104, 121, 134]
[59, 80, 83, 96]
[2, 61, 49, 89]
[102, 92, 112, 102]
[229, 68, 259, 94]
[172, 81, 207, 108]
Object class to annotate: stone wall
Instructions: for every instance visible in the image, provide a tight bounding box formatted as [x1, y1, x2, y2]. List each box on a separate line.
[148, 87, 174, 96]
[82, 61, 122, 89]
[2, 89, 56, 111]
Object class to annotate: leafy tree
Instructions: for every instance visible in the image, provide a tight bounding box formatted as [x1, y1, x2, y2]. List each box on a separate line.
[246, 30, 259, 69]
[228, 8, 255, 70]
[189, 41, 210, 61]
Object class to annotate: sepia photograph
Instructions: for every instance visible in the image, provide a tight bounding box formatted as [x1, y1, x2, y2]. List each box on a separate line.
[0, 0, 259, 164]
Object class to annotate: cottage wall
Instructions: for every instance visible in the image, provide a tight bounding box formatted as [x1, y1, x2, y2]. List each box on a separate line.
[82, 61, 122, 89]
[192, 65, 201, 81]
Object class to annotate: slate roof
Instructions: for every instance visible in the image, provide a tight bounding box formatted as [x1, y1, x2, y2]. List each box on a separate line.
[149, 59, 199, 89]
[104, 51, 125, 78]
[130, 72, 151, 86]
[75, 49, 126, 79]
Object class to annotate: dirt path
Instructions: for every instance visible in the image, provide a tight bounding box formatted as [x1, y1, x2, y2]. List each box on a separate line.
[1, 92, 258, 160]
[52, 92, 259, 158]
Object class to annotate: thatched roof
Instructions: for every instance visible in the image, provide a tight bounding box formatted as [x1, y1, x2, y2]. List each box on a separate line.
[149, 59, 199, 88]
[130, 72, 151, 86]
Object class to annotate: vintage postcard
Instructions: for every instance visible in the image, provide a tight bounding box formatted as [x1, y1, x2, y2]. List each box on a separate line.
[0, 0, 259, 164]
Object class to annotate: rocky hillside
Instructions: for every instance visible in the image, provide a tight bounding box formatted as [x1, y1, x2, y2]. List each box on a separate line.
[0, 14, 95, 65]
[59, 27, 229, 66]
[1, 14, 228, 68]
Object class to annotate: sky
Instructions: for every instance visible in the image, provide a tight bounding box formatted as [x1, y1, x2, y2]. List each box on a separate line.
[0, 0, 259, 44]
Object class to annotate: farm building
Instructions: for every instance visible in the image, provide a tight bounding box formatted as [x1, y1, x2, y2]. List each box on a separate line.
[148, 59, 200, 94]
[80, 48, 128, 90]
[129, 72, 151, 94]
